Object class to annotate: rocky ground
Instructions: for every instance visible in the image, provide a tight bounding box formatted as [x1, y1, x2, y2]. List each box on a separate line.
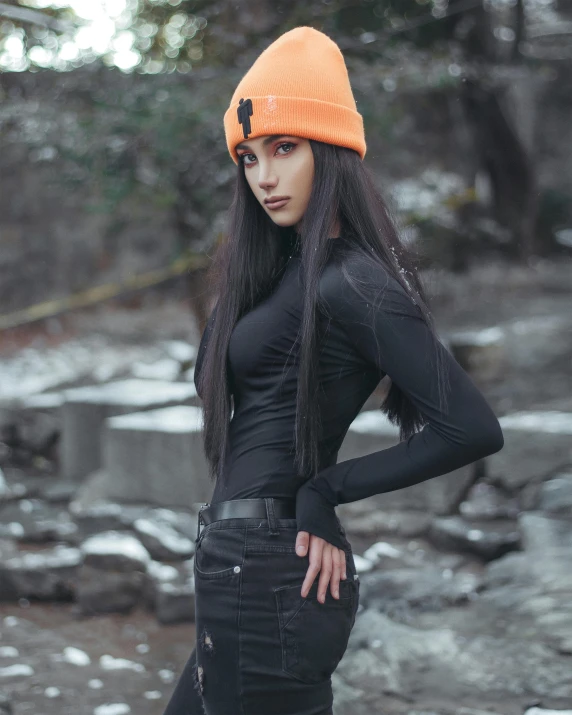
[0, 254, 571, 715]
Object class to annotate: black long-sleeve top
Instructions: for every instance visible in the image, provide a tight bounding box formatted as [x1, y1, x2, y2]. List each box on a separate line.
[193, 234, 504, 550]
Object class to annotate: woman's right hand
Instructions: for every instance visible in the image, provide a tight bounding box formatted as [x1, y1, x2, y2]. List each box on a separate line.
[295, 530, 347, 603]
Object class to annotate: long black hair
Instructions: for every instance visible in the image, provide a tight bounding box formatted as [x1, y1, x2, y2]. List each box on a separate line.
[195, 140, 450, 487]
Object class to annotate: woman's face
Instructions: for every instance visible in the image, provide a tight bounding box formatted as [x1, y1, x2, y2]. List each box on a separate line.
[235, 134, 314, 231]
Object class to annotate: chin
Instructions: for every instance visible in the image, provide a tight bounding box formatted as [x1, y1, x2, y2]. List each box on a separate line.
[272, 219, 296, 228]
[267, 213, 301, 229]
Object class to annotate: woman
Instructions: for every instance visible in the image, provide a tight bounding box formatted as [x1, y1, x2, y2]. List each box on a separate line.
[163, 26, 504, 715]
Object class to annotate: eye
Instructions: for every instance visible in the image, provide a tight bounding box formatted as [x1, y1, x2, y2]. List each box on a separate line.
[240, 152, 256, 166]
[239, 142, 296, 168]
[276, 142, 295, 154]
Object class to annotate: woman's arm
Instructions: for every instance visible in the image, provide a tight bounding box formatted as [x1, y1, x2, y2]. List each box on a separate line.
[296, 256, 504, 551]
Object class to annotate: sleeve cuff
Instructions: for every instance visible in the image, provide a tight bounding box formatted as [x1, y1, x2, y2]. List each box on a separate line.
[295, 479, 347, 551]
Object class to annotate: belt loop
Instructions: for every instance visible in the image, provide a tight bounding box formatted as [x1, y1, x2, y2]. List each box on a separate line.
[264, 497, 280, 536]
[196, 503, 208, 541]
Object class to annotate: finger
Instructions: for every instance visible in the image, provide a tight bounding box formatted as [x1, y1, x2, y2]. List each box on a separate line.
[317, 545, 333, 604]
[295, 531, 309, 557]
[301, 538, 323, 598]
[341, 549, 347, 579]
[328, 548, 343, 600]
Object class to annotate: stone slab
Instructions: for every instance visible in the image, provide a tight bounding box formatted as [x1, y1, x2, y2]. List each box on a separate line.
[489, 411, 572, 490]
[73, 405, 212, 509]
[60, 379, 199, 481]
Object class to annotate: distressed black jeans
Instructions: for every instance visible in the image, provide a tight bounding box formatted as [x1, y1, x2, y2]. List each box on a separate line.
[162, 498, 360, 715]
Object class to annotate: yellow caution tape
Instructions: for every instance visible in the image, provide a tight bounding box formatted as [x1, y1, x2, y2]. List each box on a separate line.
[0, 251, 209, 332]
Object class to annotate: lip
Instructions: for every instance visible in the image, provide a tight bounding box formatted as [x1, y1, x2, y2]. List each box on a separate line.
[265, 198, 290, 210]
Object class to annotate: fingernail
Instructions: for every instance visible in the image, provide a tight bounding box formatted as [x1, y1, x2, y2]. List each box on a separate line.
[296, 546, 305, 554]
[334, 590, 339, 598]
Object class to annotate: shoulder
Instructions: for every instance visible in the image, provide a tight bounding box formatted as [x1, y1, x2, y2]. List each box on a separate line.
[318, 246, 420, 322]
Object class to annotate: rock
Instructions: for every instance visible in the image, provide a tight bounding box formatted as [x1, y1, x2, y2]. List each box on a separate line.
[160, 339, 197, 365]
[0, 469, 7, 499]
[361, 539, 467, 572]
[0, 539, 19, 562]
[149, 507, 198, 541]
[38, 481, 77, 504]
[428, 516, 521, 560]
[0, 690, 12, 715]
[76, 532, 150, 613]
[0, 545, 81, 601]
[94, 404, 211, 507]
[93, 702, 131, 714]
[71, 501, 135, 535]
[337, 607, 572, 705]
[132, 517, 194, 561]
[341, 608, 461, 698]
[459, 481, 519, 520]
[154, 579, 196, 624]
[478, 579, 572, 649]
[407, 710, 504, 715]
[340, 506, 432, 539]
[447, 326, 507, 382]
[0, 664, 34, 678]
[362, 540, 407, 568]
[0, 498, 79, 544]
[483, 546, 572, 594]
[0, 468, 27, 505]
[146, 559, 181, 583]
[537, 470, 572, 515]
[490, 411, 572, 490]
[358, 566, 482, 618]
[16, 392, 64, 412]
[519, 511, 572, 551]
[60, 379, 199, 482]
[330, 671, 367, 715]
[143, 559, 182, 608]
[77, 532, 150, 615]
[130, 358, 182, 381]
[79, 531, 151, 572]
[12, 410, 60, 458]
[557, 639, 572, 655]
[71, 501, 201, 550]
[2, 394, 63, 472]
[353, 554, 375, 574]
[76, 564, 146, 615]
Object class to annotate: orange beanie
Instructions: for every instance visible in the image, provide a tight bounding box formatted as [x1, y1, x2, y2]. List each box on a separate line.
[223, 26, 366, 165]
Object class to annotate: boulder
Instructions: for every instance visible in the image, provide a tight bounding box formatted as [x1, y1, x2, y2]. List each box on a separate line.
[60, 379, 199, 481]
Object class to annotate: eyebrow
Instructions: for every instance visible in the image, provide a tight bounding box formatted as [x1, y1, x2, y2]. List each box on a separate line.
[235, 134, 290, 151]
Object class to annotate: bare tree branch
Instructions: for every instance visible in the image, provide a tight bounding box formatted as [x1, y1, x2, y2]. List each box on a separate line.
[0, 2, 72, 32]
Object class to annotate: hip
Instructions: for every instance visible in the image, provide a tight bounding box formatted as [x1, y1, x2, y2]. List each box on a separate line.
[192, 499, 360, 689]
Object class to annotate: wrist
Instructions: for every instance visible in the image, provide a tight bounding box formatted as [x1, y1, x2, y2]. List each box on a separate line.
[295, 479, 346, 551]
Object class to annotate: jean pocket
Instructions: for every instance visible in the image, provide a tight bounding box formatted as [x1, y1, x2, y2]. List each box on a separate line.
[194, 528, 244, 580]
[273, 576, 359, 684]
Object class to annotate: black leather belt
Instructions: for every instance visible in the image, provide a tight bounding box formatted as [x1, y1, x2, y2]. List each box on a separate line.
[198, 497, 296, 530]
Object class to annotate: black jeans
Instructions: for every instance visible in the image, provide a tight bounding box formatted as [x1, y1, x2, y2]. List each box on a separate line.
[163, 498, 360, 715]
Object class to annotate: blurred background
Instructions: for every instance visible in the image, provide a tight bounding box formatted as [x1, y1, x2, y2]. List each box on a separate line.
[0, 1, 571, 714]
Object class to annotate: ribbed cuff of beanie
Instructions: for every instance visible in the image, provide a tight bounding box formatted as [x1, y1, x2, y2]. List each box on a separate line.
[224, 95, 366, 165]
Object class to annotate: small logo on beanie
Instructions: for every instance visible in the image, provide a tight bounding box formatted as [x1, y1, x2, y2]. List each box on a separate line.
[237, 98, 253, 138]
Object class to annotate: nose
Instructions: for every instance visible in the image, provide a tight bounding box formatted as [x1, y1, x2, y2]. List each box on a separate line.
[257, 160, 278, 190]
